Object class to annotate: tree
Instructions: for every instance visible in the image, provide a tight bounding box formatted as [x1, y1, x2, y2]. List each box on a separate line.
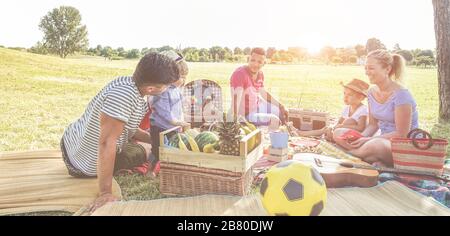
[198, 48, 210, 62]
[243, 47, 252, 55]
[209, 46, 225, 62]
[38, 6, 88, 58]
[126, 49, 141, 59]
[320, 46, 336, 63]
[101, 46, 114, 60]
[233, 47, 243, 55]
[393, 43, 401, 51]
[331, 56, 343, 64]
[157, 45, 173, 52]
[266, 47, 277, 59]
[117, 47, 126, 57]
[29, 41, 48, 55]
[396, 50, 414, 63]
[288, 47, 308, 62]
[417, 49, 435, 60]
[433, 0, 450, 121]
[365, 38, 386, 53]
[354, 44, 366, 58]
[414, 56, 435, 68]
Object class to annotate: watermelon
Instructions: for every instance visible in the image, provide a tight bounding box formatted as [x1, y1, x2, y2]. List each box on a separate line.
[168, 133, 192, 150]
[194, 131, 219, 152]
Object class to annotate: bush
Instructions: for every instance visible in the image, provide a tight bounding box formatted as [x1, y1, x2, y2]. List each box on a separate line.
[111, 56, 125, 60]
[331, 56, 343, 64]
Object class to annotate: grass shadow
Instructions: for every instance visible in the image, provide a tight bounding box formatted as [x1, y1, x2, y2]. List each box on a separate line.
[430, 121, 450, 159]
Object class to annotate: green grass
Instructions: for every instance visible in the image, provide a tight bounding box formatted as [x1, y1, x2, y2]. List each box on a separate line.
[1, 47, 449, 215]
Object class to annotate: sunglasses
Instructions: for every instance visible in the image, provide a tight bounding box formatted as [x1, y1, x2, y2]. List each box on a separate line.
[175, 52, 184, 63]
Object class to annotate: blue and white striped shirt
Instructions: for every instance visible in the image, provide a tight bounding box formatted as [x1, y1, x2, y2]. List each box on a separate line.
[62, 76, 148, 176]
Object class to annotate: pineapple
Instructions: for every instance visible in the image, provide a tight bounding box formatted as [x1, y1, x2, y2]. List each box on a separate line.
[214, 114, 242, 156]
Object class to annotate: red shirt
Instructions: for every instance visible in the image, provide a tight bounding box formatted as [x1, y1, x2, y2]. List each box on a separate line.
[230, 66, 264, 115]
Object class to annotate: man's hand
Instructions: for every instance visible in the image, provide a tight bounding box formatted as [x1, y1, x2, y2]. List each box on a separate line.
[173, 121, 191, 131]
[88, 193, 119, 214]
[279, 105, 289, 125]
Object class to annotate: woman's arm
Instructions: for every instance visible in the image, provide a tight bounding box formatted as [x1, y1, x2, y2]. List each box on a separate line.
[133, 128, 151, 144]
[377, 104, 413, 139]
[335, 116, 367, 132]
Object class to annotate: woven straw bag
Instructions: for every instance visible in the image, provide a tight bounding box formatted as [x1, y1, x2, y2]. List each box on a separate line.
[391, 129, 448, 175]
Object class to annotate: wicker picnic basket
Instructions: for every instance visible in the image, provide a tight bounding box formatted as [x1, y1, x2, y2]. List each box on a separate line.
[182, 79, 224, 128]
[159, 162, 253, 196]
[158, 126, 263, 196]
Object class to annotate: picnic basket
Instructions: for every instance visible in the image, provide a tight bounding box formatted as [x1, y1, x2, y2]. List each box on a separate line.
[182, 79, 223, 128]
[158, 126, 263, 196]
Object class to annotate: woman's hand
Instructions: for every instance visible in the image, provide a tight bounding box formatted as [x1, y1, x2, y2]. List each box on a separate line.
[348, 137, 371, 149]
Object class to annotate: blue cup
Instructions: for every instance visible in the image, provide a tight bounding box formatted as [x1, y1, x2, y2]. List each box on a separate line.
[270, 132, 289, 149]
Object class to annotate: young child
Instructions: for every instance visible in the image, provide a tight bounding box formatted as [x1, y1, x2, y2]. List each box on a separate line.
[289, 79, 369, 142]
[148, 50, 190, 176]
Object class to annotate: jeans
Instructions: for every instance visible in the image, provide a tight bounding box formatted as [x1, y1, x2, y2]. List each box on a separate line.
[246, 99, 280, 126]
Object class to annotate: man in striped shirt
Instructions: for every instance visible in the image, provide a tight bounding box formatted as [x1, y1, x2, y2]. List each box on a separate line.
[61, 52, 179, 213]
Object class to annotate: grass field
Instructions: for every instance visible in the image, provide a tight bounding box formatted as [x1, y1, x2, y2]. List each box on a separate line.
[1, 47, 449, 214]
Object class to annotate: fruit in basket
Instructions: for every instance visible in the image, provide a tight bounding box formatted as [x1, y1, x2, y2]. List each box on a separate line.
[194, 131, 219, 152]
[186, 134, 200, 152]
[185, 129, 200, 139]
[215, 115, 242, 156]
[259, 160, 327, 216]
[177, 133, 189, 151]
[168, 133, 192, 150]
[242, 118, 260, 150]
[203, 143, 217, 153]
[241, 126, 256, 152]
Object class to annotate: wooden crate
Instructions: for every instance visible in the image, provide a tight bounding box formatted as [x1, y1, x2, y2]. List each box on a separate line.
[159, 126, 263, 173]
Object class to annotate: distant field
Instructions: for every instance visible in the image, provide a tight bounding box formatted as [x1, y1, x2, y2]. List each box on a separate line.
[0, 48, 448, 158]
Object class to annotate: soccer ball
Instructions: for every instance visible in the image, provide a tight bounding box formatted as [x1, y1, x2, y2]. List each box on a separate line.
[259, 160, 327, 216]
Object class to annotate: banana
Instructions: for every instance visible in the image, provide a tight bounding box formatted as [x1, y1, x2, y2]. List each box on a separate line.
[186, 134, 200, 152]
[244, 121, 257, 131]
[203, 143, 216, 153]
[177, 133, 189, 151]
[185, 129, 200, 139]
[242, 126, 255, 151]
[244, 121, 260, 150]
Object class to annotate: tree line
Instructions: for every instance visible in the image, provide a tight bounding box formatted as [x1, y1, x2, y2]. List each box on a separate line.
[18, 5, 436, 68]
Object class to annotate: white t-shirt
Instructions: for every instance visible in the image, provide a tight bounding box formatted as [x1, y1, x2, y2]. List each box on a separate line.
[341, 104, 368, 122]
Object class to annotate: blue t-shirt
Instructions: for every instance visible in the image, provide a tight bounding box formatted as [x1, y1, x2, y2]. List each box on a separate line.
[368, 88, 419, 134]
[149, 86, 183, 130]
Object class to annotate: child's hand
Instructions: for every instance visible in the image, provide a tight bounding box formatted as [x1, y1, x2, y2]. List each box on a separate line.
[178, 121, 191, 131]
[324, 127, 334, 142]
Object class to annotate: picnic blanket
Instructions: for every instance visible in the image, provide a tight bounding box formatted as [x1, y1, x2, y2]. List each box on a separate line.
[379, 173, 450, 208]
[316, 141, 361, 161]
[0, 150, 122, 215]
[91, 181, 450, 216]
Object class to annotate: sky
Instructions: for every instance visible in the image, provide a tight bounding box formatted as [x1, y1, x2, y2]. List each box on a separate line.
[0, 0, 437, 53]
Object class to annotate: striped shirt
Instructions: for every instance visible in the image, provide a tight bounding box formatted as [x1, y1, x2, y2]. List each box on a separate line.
[62, 76, 149, 176]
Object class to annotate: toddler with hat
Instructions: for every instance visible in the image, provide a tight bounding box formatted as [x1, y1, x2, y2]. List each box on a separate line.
[289, 78, 370, 142]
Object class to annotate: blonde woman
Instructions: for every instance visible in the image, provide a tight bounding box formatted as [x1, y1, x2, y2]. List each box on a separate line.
[336, 49, 419, 167]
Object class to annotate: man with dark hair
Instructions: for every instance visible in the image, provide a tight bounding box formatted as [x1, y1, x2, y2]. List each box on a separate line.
[60, 52, 179, 212]
[230, 47, 288, 125]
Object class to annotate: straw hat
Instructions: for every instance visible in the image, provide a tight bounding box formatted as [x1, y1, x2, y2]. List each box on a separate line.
[340, 79, 370, 96]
